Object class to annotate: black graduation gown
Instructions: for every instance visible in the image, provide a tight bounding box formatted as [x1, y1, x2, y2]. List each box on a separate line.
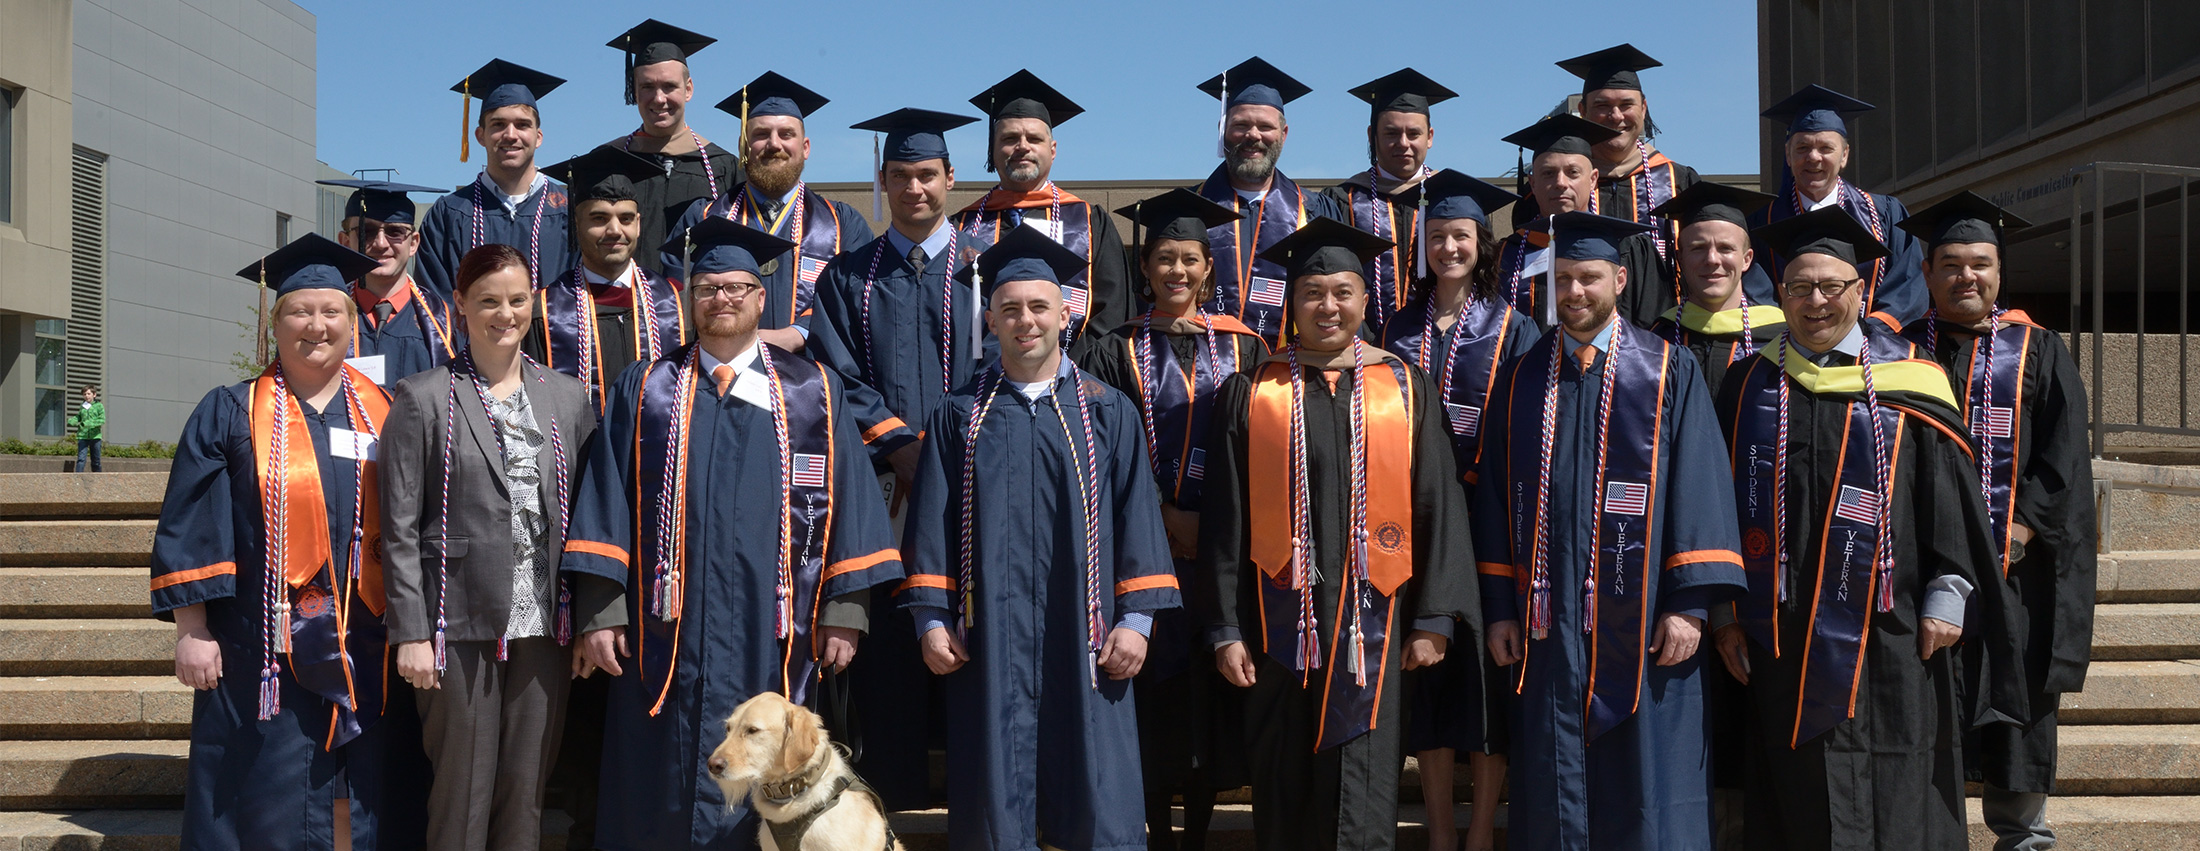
[1494, 230, 1672, 331]
[1079, 319, 1268, 792]
[952, 186, 1134, 352]
[559, 348, 902, 851]
[1319, 173, 1433, 332]
[416, 173, 573, 301]
[1375, 291, 1539, 756]
[1906, 317, 2098, 793]
[608, 137, 741, 278]
[900, 363, 1181, 851]
[350, 280, 455, 386]
[1199, 357, 1477, 851]
[1713, 343, 2026, 851]
[1597, 152, 1701, 259]
[1647, 305, 1789, 399]
[521, 266, 687, 409]
[151, 381, 429, 851]
[663, 184, 875, 329]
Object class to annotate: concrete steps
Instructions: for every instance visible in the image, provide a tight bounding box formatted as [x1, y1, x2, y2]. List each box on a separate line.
[0, 621, 173, 677]
[0, 742, 187, 810]
[2089, 603, 2200, 661]
[2098, 550, 2200, 603]
[0, 569, 151, 619]
[0, 678, 191, 741]
[0, 523, 155, 568]
[1964, 795, 2200, 849]
[2053, 724, 2200, 795]
[2062, 660, 2200, 724]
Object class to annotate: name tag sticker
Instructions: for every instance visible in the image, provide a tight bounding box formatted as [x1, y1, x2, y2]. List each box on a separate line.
[345, 355, 387, 386]
[1034, 218, 1066, 244]
[329, 428, 378, 462]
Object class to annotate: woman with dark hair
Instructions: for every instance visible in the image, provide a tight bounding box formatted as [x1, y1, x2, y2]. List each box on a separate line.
[1375, 170, 1538, 851]
[152, 234, 428, 849]
[379, 243, 595, 850]
[1078, 189, 1266, 850]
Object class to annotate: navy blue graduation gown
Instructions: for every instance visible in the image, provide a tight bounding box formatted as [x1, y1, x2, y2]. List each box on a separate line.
[1196, 166, 1343, 348]
[1744, 188, 1926, 328]
[609, 137, 741, 279]
[1493, 231, 1673, 331]
[350, 280, 455, 386]
[560, 346, 902, 851]
[663, 185, 875, 330]
[416, 173, 573, 301]
[805, 232, 994, 466]
[151, 383, 428, 851]
[1471, 324, 1746, 851]
[900, 363, 1180, 851]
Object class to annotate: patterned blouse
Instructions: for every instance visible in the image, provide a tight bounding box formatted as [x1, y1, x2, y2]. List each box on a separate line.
[485, 383, 553, 638]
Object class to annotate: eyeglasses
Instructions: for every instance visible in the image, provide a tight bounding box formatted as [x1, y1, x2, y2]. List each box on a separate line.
[691, 281, 764, 302]
[355, 224, 416, 244]
[1782, 278, 1860, 299]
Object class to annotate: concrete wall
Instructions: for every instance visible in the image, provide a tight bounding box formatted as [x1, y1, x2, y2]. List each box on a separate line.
[73, 0, 318, 443]
[0, 0, 78, 441]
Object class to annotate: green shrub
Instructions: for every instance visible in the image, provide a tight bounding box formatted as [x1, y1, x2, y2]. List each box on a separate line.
[0, 438, 176, 458]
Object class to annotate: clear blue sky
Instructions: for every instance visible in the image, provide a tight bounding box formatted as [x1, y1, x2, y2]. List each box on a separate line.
[305, 0, 1760, 190]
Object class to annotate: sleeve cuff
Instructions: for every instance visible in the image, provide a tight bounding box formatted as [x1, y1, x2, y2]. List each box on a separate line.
[1410, 615, 1455, 641]
[1921, 574, 1975, 629]
[913, 606, 952, 638]
[1207, 624, 1243, 649]
[1116, 611, 1155, 637]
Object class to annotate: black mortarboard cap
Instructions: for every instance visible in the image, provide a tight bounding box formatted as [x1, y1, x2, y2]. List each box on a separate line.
[970, 69, 1083, 126]
[542, 146, 662, 206]
[1197, 57, 1312, 112]
[1116, 188, 1243, 243]
[1257, 217, 1394, 281]
[1752, 205, 1892, 266]
[1524, 212, 1656, 264]
[719, 71, 829, 121]
[1647, 181, 1777, 230]
[852, 108, 980, 164]
[317, 180, 442, 226]
[1895, 190, 2034, 248]
[1502, 113, 1621, 158]
[1761, 84, 1875, 136]
[609, 20, 713, 105]
[236, 233, 381, 296]
[1349, 68, 1458, 118]
[1556, 44, 1663, 94]
[453, 59, 564, 114]
[1420, 169, 1519, 225]
[959, 224, 1091, 296]
[669, 215, 796, 279]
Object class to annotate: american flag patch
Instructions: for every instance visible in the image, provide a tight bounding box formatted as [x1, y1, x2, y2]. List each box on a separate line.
[1063, 285, 1090, 317]
[1982, 406, 2015, 439]
[1834, 484, 1881, 525]
[799, 256, 827, 285]
[1184, 448, 1206, 480]
[1604, 481, 1649, 516]
[791, 453, 828, 488]
[1247, 276, 1288, 308]
[1445, 403, 1481, 438]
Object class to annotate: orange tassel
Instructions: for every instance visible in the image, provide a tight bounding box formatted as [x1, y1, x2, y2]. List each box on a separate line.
[459, 80, 472, 163]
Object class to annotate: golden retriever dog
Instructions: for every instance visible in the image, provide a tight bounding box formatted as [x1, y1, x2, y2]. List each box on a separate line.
[708, 691, 902, 851]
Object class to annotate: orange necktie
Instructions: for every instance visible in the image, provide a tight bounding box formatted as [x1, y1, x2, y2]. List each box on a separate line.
[713, 364, 735, 397]
[1576, 345, 1598, 373]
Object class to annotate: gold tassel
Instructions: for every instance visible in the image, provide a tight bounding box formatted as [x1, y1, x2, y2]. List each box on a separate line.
[738, 87, 750, 171]
[459, 79, 472, 163]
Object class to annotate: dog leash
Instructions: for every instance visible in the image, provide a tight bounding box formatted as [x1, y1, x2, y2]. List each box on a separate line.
[810, 666, 862, 764]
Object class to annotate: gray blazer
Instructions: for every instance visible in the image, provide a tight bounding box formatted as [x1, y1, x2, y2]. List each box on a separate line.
[379, 360, 595, 644]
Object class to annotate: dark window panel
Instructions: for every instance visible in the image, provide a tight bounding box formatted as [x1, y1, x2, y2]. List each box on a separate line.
[2032, 0, 2083, 125]
[1794, 0, 1825, 84]
[1981, 0, 2029, 145]
[1825, 0, 1859, 90]
[2152, 0, 2200, 80]
[1891, 0, 1935, 179]
[1855, 0, 1896, 188]
[1934, 0, 1981, 165]
[2088, 0, 2146, 104]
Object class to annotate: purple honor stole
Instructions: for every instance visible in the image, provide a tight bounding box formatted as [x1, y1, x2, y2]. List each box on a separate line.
[954, 201, 1096, 345]
[1622, 155, 1680, 263]
[628, 345, 837, 714]
[1921, 319, 2035, 576]
[1391, 298, 1517, 482]
[710, 187, 847, 324]
[1500, 329, 1673, 741]
[1341, 182, 1419, 329]
[1126, 321, 1241, 506]
[540, 267, 685, 412]
[1200, 170, 1308, 347]
[285, 567, 388, 748]
[1729, 350, 1910, 746]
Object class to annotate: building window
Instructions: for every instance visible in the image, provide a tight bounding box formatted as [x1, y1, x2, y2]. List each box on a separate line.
[1, 87, 16, 225]
[33, 319, 67, 437]
[276, 212, 292, 246]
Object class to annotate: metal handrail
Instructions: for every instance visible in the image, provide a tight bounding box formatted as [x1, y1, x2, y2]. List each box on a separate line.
[2068, 162, 2200, 457]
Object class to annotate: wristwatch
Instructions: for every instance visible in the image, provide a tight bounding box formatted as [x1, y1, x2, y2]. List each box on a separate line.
[2006, 538, 2028, 564]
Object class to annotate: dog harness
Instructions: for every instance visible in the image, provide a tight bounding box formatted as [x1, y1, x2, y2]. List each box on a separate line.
[761, 772, 896, 851]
